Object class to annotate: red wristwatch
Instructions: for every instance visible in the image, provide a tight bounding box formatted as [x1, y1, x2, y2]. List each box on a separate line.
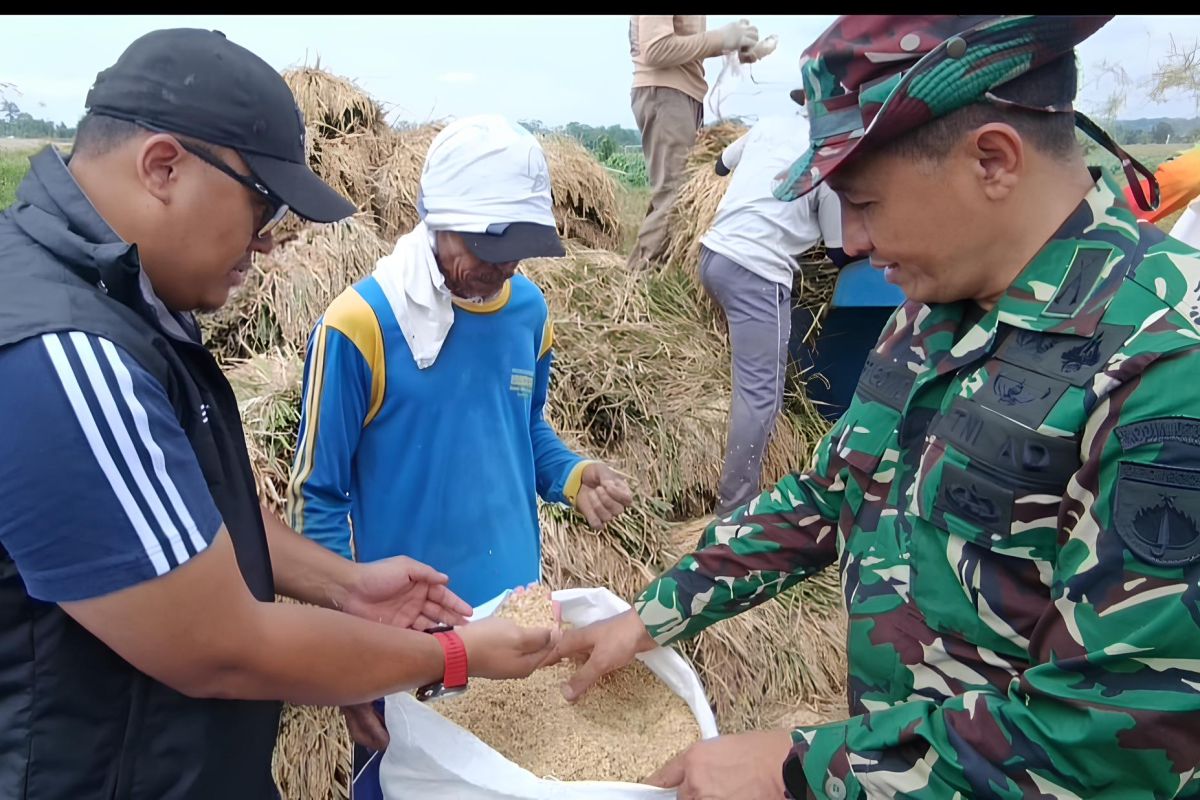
[415, 625, 469, 702]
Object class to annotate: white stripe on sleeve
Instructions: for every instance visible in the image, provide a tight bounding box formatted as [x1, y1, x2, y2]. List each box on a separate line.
[42, 333, 172, 576]
[67, 332, 192, 565]
[98, 337, 209, 555]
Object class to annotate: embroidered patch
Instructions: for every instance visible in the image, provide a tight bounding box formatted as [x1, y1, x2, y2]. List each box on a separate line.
[935, 461, 1014, 536]
[995, 324, 1132, 386]
[855, 352, 915, 410]
[1113, 462, 1200, 567]
[1044, 247, 1110, 317]
[932, 397, 1078, 488]
[1116, 418, 1200, 451]
[974, 362, 1068, 427]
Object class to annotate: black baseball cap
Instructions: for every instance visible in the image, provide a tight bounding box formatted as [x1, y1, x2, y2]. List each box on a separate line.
[85, 28, 356, 223]
[456, 222, 566, 264]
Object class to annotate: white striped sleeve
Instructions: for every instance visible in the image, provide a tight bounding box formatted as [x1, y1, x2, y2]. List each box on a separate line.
[0, 332, 223, 602]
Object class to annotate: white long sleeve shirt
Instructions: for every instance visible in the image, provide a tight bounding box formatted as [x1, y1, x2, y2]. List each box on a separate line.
[700, 113, 842, 286]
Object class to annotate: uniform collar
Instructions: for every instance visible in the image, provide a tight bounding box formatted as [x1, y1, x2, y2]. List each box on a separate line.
[913, 168, 1141, 375]
[993, 167, 1138, 338]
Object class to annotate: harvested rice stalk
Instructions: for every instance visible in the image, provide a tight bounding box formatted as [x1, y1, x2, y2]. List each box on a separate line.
[271, 602, 353, 800]
[525, 247, 829, 519]
[370, 126, 624, 251]
[284, 65, 386, 138]
[371, 124, 446, 242]
[264, 216, 391, 354]
[658, 121, 747, 272]
[201, 216, 390, 365]
[538, 133, 622, 251]
[689, 121, 749, 168]
[226, 351, 304, 514]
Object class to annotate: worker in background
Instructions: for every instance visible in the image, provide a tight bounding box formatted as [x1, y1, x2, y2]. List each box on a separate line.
[699, 92, 849, 517]
[626, 15, 771, 271]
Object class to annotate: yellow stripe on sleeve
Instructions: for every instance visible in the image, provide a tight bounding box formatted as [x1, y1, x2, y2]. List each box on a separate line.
[286, 320, 330, 533]
[323, 288, 387, 427]
[539, 316, 555, 360]
[563, 460, 596, 507]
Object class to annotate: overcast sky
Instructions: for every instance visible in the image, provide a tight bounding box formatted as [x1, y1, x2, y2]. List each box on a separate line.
[4, 15, 1200, 130]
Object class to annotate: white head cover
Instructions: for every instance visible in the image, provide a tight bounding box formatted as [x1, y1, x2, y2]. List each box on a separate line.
[418, 114, 557, 233]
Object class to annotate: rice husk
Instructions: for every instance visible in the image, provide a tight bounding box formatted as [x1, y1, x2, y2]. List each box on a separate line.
[433, 586, 702, 783]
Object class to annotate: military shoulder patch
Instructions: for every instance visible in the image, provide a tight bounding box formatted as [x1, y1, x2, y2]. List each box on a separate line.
[1113, 462, 1200, 567]
[1115, 418, 1200, 451]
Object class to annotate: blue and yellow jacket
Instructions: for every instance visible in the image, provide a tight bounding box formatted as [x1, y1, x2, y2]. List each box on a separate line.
[286, 274, 589, 607]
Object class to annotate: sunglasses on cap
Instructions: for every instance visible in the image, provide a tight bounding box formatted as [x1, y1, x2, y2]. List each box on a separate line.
[138, 121, 290, 238]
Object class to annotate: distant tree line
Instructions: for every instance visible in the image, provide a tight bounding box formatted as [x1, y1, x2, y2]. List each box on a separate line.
[517, 120, 641, 154]
[1113, 119, 1198, 145]
[1, 89, 77, 139]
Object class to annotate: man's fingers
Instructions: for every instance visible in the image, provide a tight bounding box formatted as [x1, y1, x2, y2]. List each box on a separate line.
[605, 479, 634, 506]
[555, 626, 592, 661]
[577, 490, 604, 530]
[519, 627, 560, 674]
[430, 584, 473, 617]
[402, 558, 448, 585]
[426, 594, 470, 625]
[519, 625, 555, 655]
[561, 651, 609, 702]
[595, 486, 628, 518]
[417, 601, 457, 628]
[643, 750, 688, 788]
[536, 638, 565, 669]
[343, 705, 389, 752]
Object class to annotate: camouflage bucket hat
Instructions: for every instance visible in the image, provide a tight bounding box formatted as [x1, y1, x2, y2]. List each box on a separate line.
[774, 15, 1161, 213]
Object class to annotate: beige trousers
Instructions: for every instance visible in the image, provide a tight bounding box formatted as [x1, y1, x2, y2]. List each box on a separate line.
[628, 86, 703, 270]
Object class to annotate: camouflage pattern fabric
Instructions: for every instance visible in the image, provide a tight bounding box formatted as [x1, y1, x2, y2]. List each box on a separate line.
[773, 15, 1112, 202]
[635, 173, 1200, 799]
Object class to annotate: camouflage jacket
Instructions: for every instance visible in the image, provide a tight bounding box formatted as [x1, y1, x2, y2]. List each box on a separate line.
[636, 171, 1200, 799]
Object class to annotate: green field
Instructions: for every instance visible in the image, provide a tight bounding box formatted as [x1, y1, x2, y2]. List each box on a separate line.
[0, 151, 31, 210]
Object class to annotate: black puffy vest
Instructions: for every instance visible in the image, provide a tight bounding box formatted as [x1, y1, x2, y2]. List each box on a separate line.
[0, 148, 281, 799]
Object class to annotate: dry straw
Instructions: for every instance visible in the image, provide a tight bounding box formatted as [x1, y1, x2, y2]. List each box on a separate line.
[662, 122, 748, 273]
[522, 245, 830, 520]
[283, 66, 386, 138]
[370, 124, 444, 241]
[538, 133, 621, 251]
[271, 673, 354, 800]
[201, 216, 391, 364]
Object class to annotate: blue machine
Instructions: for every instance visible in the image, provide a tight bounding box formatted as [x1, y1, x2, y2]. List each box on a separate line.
[789, 259, 906, 421]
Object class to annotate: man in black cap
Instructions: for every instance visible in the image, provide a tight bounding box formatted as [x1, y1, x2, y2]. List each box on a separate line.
[0, 28, 558, 799]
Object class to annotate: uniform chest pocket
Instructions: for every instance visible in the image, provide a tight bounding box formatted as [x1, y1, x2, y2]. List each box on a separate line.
[831, 352, 914, 500]
[911, 398, 1079, 645]
[917, 396, 1079, 554]
[832, 404, 901, 486]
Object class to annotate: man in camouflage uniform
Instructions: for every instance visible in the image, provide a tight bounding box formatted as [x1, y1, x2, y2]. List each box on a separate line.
[554, 15, 1200, 799]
